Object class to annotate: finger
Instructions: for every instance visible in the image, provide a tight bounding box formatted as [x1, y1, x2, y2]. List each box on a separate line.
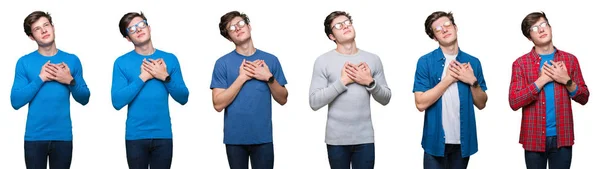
[345, 69, 357, 78]
[243, 66, 255, 74]
[45, 65, 58, 73]
[245, 61, 258, 69]
[45, 69, 57, 76]
[542, 66, 554, 75]
[143, 67, 153, 73]
[143, 63, 154, 71]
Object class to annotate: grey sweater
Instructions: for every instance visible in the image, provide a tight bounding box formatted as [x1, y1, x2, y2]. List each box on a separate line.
[309, 49, 392, 145]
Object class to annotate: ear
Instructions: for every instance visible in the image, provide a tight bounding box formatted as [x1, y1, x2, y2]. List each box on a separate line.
[328, 34, 336, 41]
[125, 36, 132, 42]
[247, 24, 252, 32]
[29, 35, 35, 41]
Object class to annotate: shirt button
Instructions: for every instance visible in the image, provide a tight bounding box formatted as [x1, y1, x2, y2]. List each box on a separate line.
[438, 78, 441, 80]
[542, 102, 545, 104]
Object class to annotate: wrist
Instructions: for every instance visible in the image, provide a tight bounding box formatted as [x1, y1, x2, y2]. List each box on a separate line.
[139, 75, 148, 82]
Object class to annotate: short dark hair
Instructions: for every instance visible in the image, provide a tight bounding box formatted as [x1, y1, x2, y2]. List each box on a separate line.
[323, 11, 353, 40]
[219, 11, 250, 40]
[119, 12, 148, 38]
[24, 11, 53, 37]
[521, 11, 549, 39]
[424, 11, 456, 39]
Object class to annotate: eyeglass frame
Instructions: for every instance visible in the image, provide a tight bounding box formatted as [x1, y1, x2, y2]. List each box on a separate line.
[432, 21, 454, 33]
[228, 19, 247, 32]
[331, 19, 352, 30]
[529, 22, 549, 33]
[127, 20, 148, 34]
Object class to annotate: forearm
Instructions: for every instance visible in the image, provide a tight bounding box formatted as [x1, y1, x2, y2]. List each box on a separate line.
[10, 78, 44, 110]
[213, 77, 246, 112]
[111, 78, 145, 110]
[70, 76, 90, 105]
[367, 81, 391, 105]
[268, 79, 288, 105]
[165, 75, 189, 105]
[415, 80, 452, 112]
[309, 79, 347, 111]
[471, 86, 487, 110]
[509, 81, 540, 111]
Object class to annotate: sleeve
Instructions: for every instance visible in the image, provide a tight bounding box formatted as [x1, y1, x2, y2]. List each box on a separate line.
[272, 57, 287, 86]
[308, 57, 348, 111]
[209, 59, 229, 89]
[111, 58, 145, 110]
[508, 60, 540, 111]
[412, 57, 431, 93]
[69, 55, 91, 105]
[10, 58, 45, 110]
[164, 55, 189, 105]
[568, 56, 589, 105]
[366, 55, 391, 105]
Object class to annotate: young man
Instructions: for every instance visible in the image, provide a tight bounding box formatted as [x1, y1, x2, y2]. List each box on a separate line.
[309, 11, 392, 169]
[210, 11, 288, 169]
[111, 12, 189, 169]
[412, 11, 488, 169]
[509, 12, 590, 169]
[10, 11, 91, 169]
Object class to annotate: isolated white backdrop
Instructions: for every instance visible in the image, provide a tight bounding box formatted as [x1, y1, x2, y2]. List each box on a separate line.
[0, 0, 597, 168]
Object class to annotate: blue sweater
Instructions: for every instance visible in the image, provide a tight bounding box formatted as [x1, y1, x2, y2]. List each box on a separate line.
[111, 49, 189, 140]
[10, 50, 90, 141]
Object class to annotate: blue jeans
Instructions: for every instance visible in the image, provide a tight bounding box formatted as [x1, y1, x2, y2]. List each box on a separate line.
[326, 143, 375, 169]
[525, 136, 572, 169]
[125, 139, 173, 169]
[24, 141, 73, 169]
[423, 144, 470, 169]
[225, 142, 274, 169]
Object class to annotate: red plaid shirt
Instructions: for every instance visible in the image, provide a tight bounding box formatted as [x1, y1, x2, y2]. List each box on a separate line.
[509, 47, 590, 152]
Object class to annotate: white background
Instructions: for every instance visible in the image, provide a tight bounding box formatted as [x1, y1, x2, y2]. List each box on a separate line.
[1, 0, 598, 168]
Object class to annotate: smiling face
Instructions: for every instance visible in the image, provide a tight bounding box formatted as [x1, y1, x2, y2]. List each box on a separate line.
[328, 15, 355, 44]
[226, 16, 252, 44]
[528, 18, 552, 46]
[28, 16, 55, 47]
[430, 16, 458, 46]
[125, 16, 151, 45]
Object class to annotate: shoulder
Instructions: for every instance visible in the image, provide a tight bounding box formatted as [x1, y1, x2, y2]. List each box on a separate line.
[215, 50, 237, 64]
[314, 49, 337, 63]
[416, 49, 438, 64]
[114, 50, 135, 65]
[512, 51, 534, 66]
[459, 50, 482, 64]
[556, 49, 577, 60]
[17, 50, 38, 62]
[58, 49, 82, 62]
[256, 49, 279, 60]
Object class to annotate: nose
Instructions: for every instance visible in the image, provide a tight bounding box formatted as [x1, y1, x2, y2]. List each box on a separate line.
[538, 27, 545, 33]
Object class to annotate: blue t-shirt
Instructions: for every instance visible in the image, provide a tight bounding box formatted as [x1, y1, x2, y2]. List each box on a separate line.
[10, 50, 91, 141]
[111, 49, 189, 140]
[539, 50, 556, 136]
[210, 49, 287, 144]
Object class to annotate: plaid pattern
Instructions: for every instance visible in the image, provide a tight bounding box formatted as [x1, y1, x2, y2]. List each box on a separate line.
[509, 47, 590, 152]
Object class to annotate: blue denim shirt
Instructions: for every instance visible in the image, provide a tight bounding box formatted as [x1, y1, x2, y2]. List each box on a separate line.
[412, 47, 487, 157]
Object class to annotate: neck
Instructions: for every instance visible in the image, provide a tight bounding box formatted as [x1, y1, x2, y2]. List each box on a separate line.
[335, 40, 358, 55]
[134, 41, 155, 56]
[440, 41, 459, 55]
[534, 42, 554, 55]
[235, 39, 256, 56]
[37, 42, 58, 57]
